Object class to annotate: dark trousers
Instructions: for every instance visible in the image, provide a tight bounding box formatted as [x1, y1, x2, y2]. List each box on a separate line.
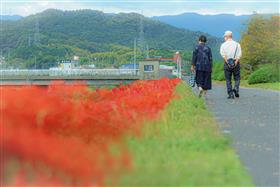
[224, 63, 240, 94]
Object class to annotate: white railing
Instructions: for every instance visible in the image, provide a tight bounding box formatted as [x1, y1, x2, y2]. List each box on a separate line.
[0, 69, 139, 77]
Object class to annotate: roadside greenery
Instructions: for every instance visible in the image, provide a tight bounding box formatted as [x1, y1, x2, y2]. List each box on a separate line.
[213, 80, 280, 91]
[119, 82, 253, 186]
[241, 82, 280, 91]
[212, 61, 225, 81]
[247, 64, 280, 84]
[240, 15, 279, 68]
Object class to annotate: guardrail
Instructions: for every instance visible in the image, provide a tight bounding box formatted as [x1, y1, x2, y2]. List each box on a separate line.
[0, 69, 139, 77]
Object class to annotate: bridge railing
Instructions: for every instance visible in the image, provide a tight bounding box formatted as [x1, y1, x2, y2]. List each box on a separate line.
[0, 69, 49, 76]
[0, 69, 139, 77]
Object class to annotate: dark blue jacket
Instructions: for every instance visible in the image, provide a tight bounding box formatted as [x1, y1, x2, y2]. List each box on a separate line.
[192, 44, 213, 72]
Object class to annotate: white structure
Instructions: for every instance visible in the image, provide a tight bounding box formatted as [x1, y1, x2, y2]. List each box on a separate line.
[0, 56, 5, 64]
[174, 51, 182, 79]
[60, 62, 74, 69]
[86, 64, 96, 69]
[73, 56, 80, 61]
[160, 65, 175, 70]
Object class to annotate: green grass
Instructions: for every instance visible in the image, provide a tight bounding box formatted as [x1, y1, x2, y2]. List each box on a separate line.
[241, 81, 280, 91]
[213, 80, 280, 91]
[118, 82, 253, 186]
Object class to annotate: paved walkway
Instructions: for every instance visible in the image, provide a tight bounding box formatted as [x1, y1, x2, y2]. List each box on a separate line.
[203, 83, 280, 187]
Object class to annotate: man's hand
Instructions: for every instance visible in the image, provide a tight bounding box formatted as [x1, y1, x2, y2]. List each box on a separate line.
[234, 58, 239, 66]
[191, 65, 195, 73]
[223, 57, 227, 63]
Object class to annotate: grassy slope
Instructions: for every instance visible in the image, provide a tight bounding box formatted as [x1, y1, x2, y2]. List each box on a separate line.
[240, 81, 280, 91]
[118, 82, 253, 186]
[213, 80, 280, 91]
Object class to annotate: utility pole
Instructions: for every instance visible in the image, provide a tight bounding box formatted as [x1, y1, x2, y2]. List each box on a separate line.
[35, 56, 36, 69]
[34, 19, 40, 69]
[28, 35, 31, 47]
[146, 44, 149, 59]
[7, 48, 10, 61]
[134, 38, 137, 75]
[138, 11, 145, 57]
[34, 19, 40, 46]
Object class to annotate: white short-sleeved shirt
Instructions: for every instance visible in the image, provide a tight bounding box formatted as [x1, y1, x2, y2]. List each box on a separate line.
[220, 39, 242, 59]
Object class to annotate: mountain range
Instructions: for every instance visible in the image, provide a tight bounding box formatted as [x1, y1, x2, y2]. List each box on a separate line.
[0, 15, 23, 21]
[2, 12, 274, 40]
[1, 12, 253, 40]
[152, 13, 254, 40]
[1, 9, 223, 68]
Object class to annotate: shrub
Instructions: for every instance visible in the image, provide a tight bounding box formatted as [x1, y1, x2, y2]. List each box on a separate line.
[241, 68, 251, 80]
[248, 64, 280, 84]
[216, 71, 225, 81]
[212, 62, 225, 81]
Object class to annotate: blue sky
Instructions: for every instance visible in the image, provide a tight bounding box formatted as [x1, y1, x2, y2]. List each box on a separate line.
[1, 0, 279, 17]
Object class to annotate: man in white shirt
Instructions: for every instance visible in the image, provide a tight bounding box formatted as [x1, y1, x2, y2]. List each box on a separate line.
[220, 30, 242, 99]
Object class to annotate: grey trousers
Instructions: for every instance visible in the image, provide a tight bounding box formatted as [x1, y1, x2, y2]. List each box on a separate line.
[224, 63, 240, 94]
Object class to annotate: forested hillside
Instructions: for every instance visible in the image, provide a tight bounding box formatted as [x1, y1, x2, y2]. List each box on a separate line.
[1, 9, 222, 68]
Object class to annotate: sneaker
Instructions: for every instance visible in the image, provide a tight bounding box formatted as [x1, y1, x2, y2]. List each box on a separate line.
[227, 93, 234, 99]
[198, 87, 204, 98]
[233, 89, 239, 98]
[199, 90, 203, 98]
[202, 90, 207, 97]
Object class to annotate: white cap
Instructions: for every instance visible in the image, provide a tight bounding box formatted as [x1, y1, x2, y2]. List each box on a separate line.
[224, 30, 233, 37]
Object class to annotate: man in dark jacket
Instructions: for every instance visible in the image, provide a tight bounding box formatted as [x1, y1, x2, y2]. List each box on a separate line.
[191, 35, 213, 98]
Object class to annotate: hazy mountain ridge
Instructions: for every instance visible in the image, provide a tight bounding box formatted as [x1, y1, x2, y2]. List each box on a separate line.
[0, 15, 23, 21]
[152, 13, 272, 40]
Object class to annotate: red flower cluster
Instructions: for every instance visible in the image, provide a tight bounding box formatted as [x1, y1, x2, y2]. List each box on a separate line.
[0, 78, 180, 186]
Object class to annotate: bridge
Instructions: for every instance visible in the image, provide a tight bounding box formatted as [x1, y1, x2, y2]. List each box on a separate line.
[1, 57, 183, 86]
[0, 69, 140, 86]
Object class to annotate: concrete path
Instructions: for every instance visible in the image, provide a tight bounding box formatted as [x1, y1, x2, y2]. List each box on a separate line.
[203, 83, 280, 187]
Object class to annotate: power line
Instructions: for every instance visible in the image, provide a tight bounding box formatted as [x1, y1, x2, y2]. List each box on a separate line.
[34, 19, 40, 46]
[138, 11, 145, 54]
[28, 35, 32, 47]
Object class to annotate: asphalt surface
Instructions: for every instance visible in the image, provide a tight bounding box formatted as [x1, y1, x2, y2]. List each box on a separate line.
[200, 83, 280, 187]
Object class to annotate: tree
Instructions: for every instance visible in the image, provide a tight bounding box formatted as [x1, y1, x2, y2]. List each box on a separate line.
[240, 15, 280, 68]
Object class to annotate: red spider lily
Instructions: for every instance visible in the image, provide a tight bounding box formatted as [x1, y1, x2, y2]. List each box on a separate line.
[0, 78, 180, 186]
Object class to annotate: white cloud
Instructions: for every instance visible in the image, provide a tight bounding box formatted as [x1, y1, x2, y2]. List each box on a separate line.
[1, 0, 278, 16]
[2, 1, 89, 16]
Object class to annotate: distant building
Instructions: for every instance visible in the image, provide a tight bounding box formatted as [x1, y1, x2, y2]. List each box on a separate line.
[59, 61, 75, 69]
[139, 60, 159, 80]
[140, 57, 177, 79]
[82, 64, 96, 69]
